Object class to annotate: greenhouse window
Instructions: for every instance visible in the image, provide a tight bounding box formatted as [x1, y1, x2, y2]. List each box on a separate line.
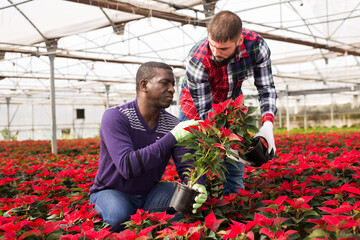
[76, 109, 85, 119]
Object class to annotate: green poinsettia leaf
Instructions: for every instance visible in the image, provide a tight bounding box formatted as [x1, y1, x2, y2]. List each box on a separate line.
[192, 129, 207, 139]
[180, 153, 194, 162]
[217, 169, 227, 182]
[188, 141, 200, 148]
[307, 229, 329, 239]
[246, 124, 259, 134]
[246, 106, 258, 114]
[182, 152, 193, 158]
[195, 166, 207, 176]
[234, 127, 245, 138]
[203, 136, 219, 144]
[303, 210, 320, 217]
[244, 115, 257, 125]
[209, 124, 222, 138]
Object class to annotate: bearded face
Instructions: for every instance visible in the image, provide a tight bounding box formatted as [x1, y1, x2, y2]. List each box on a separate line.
[208, 35, 242, 66]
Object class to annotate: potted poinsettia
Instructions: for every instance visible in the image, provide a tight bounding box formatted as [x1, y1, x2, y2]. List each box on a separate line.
[170, 94, 270, 213]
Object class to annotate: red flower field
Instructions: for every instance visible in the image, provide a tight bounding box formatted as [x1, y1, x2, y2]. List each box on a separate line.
[1, 129, 360, 239]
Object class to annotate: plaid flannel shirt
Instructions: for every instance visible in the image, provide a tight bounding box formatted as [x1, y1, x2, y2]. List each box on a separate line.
[179, 29, 277, 124]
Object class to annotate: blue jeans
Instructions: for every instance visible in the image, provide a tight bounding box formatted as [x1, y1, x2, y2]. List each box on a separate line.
[223, 161, 245, 195]
[89, 182, 179, 232]
[179, 107, 245, 195]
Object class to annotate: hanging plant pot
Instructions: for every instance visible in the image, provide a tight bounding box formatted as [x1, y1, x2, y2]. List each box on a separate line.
[243, 137, 270, 167]
[170, 182, 198, 214]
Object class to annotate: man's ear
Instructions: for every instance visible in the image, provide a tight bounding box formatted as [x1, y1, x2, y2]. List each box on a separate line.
[237, 35, 243, 46]
[139, 78, 148, 92]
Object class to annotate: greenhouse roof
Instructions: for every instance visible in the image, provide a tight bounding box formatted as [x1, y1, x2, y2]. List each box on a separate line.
[0, 0, 359, 106]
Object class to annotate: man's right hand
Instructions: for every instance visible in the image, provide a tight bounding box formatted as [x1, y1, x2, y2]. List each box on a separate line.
[170, 120, 199, 143]
[192, 183, 207, 213]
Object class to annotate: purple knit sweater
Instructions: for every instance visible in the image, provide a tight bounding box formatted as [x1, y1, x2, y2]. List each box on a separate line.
[89, 100, 192, 195]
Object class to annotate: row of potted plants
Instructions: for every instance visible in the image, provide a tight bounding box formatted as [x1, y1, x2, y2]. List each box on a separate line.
[0, 109, 360, 239]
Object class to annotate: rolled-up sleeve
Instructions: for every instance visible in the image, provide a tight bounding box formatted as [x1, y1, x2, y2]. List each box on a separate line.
[253, 39, 277, 121]
[186, 58, 212, 120]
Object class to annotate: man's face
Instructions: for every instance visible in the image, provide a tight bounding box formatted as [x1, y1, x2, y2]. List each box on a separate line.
[208, 35, 243, 66]
[145, 68, 175, 109]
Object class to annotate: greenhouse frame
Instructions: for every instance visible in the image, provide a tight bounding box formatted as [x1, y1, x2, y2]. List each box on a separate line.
[0, 0, 359, 154]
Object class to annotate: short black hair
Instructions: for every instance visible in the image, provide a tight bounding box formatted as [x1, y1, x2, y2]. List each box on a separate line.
[135, 61, 173, 92]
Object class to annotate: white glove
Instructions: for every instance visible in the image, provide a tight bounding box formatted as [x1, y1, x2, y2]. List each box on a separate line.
[170, 120, 199, 143]
[192, 184, 207, 213]
[254, 121, 276, 159]
[227, 148, 254, 166]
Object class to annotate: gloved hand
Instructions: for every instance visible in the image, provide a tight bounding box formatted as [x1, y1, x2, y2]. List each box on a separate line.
[227, 148, 254, 166]
[170, 120, 199, 143]
[254, 121, 276, 159]
[192, 183, 207, 214]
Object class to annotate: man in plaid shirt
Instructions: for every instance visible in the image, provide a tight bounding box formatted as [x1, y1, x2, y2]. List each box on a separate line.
[179, 11, 277, 195]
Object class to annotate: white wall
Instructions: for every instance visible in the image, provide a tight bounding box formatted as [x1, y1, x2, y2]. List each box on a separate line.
[0, 103, 106, 140]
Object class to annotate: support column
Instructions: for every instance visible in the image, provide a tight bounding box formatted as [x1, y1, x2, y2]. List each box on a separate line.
[46, 40, 58, 155]
[72, 104, 76, 139]
[32, 99, 35, 140]
[175, 76, 180, 117]
[6, 97, 10, 141]
[286, 85, 290, 131]
[294, 98, 300, 114]
[304, 95, 307, 130]
[352, 95, 359, 109]
[278, 98, 282, 128]
[105, 84, 110, 109]
[330, 93, 334, 127]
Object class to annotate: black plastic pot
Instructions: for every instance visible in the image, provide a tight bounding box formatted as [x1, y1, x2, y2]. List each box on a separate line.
[243, 137, 270, 167]
[170, 182, 198, 214]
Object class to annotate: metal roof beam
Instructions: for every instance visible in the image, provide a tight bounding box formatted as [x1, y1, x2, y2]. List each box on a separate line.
[279, 85, 360, 97]
[259, 32, 360, 57]
[0, 47, 185, 69]
[65, 0, 205, 26]
[245, 85, 360, 99]
[0, 74, 135, 84]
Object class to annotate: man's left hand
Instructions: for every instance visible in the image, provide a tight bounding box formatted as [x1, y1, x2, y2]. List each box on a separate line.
[170, 120, 199, 143]
[254, 121, 276, 159]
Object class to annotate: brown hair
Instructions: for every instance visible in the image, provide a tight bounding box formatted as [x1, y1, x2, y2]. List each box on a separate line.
[207, 11, 242, 43]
